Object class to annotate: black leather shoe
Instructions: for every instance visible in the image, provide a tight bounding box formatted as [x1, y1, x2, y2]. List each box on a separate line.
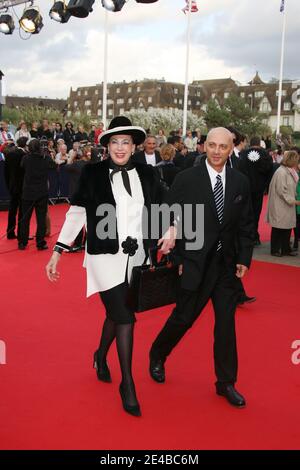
[37, 244, 48, 251]
[216, 383, 246, 408]
[237, 295, 256, 305]
[7, 233, 17, 240]
[93, 351, 112, 383]
[271, 252, 282, 257]
[119, 383, 141, 417]
[18, 243, 27, 250]
[149, 357, 165, 383]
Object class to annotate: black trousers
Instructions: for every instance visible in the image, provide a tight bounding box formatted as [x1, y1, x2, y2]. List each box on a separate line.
[6, 192, 23, 239]
[251, 191, 264, 241]
[271, 227, 292, 255]
[20, 196, 48, 246]
[151, 252, 239, 384]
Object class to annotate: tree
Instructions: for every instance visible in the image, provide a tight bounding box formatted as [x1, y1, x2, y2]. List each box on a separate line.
[125, 108, 205, 135]
[204, 95, 271, 138]
[2, 106, 93, 130]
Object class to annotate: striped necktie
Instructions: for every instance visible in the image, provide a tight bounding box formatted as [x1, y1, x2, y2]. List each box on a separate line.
[213, 174, 224, 251]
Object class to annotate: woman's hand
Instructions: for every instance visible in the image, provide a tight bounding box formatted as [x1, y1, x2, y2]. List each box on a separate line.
[46, 252, 61, 282]
[158, 226, 177, 255]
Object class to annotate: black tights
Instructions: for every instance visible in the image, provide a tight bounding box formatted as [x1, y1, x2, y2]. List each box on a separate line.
[97, 318, 138, 406]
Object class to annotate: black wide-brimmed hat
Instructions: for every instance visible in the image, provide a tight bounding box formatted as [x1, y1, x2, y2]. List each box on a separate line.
[99, 116, 146, 147]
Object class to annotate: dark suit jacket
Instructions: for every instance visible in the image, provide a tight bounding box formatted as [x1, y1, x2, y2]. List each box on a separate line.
[226, 153, 239, 170]
[167, 159, 254, 290]
[132, 150, 161, 165]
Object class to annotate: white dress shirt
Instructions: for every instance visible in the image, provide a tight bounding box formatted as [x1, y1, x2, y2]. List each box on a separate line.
[145, 153, 156, 166]
[205, 159, 226, 194]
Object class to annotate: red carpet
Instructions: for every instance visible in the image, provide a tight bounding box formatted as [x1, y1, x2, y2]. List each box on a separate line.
[0, 202, 300, 450]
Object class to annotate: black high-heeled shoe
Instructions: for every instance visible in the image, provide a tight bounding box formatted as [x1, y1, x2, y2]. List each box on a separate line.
[93, 351, 112, 383]
[119, 383, 141, 417]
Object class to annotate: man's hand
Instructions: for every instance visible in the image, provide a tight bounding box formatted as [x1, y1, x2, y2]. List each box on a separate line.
[158, 226, 177, 255]
[46, 251, 61, 282]
[236, 264, 248, 279]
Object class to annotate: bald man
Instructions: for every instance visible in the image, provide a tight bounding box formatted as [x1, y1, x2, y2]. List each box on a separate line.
[150, 128, 255, 408]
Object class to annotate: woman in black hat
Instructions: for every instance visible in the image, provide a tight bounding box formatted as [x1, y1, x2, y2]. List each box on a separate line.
[46, 116, 164, 417]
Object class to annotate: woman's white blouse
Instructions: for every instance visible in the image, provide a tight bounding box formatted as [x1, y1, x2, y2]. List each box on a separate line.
[57, 168, 146, 297]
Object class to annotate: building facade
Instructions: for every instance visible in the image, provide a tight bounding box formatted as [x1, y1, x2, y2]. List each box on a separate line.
[67, 73, 300, 133]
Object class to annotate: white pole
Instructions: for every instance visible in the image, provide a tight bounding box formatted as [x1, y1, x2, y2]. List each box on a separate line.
[276, 2, 287, 137]
[182, 0, 192, 137]
[102, 9, 108, 129]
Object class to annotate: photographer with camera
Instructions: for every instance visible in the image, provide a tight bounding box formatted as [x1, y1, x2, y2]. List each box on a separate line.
[19, 139, 57, 251]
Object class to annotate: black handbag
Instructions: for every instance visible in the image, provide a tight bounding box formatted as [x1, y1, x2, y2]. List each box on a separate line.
[126, 247, 179, 313]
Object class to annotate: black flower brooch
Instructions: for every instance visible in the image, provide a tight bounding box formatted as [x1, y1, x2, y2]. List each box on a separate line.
[121, 237, 138, 257]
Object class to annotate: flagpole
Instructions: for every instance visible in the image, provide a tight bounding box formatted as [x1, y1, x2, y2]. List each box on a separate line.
[182, 0, 192, 137]
[276, 1, 287, 137]
[102, 9, 108, 129]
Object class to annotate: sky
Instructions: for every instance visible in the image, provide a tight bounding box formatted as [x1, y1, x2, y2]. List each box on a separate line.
[0, 0, 300, 99]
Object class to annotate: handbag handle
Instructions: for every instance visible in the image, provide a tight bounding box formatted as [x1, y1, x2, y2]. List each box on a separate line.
[148, 246, 173, 270]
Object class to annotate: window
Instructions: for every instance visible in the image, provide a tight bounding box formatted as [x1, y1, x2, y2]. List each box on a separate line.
[117, 98, 124, 105]
[261, 102, 271, 112]
[240, 92, 245, 98]
[284, 102, 291, 111]
[128, 86, 132, 93]
[197, 91, 201, 97]
[128, 98, 132, 104]
[148, 97, 152, 103]
[86, 109, 91, 116]
[67, 111, 72, 117]
[98, 99, 102, 105]
[211, 93, 216, 98]
[97, 109, 102, 116]
[116, 87, 120, 94]
[174, 88, 178, 94]
[255, 91, 264, 98]
[77, 91, 81, 96]
[84, 90, 88, 96]
[283, 117, 290, 126]
[74, 100, 78, 106]
[108, 109, 113, 116]
[174, 98, 178, 104]
[119, 108, 125, 114]
[188, 100, 191, 105]
[95, 89, 99, 95]
[84, 100, 91, 106]
[224, 92, 229, 99]
[137, 86, 141, 92]
[107, 99, 114, 105]
[276, 89, 287, 96]
[75, 110, 81, 116]
[196, 101, 200, 106]
[179, 99, 183, 105]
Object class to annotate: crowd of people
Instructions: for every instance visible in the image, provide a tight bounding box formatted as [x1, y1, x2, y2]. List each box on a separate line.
[1, 117, 300, 256]
[2, 113, 300, 418]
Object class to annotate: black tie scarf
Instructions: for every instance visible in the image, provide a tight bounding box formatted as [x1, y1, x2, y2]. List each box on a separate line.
[109, 158, 135, 197]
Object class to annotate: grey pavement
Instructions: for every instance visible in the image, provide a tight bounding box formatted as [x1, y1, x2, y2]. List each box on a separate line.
[252, 241, 300, 268]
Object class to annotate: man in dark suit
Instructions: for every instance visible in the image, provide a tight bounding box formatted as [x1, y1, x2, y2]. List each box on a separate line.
[149, 127, 254, 407]
[132, 135, 161, 166]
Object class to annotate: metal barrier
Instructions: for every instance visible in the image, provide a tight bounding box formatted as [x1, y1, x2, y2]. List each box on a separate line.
[0, 162, 71, 205]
